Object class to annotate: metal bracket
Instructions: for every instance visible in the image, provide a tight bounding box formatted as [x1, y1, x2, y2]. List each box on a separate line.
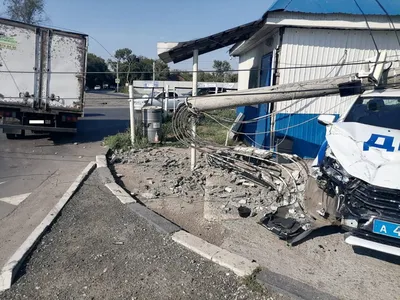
[357, 51, 387, 86]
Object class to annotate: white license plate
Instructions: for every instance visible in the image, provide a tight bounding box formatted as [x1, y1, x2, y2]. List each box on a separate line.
[29, 120, 45, 124]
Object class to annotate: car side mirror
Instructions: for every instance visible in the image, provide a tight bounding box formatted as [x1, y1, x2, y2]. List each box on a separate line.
[318, 114, 336, 126]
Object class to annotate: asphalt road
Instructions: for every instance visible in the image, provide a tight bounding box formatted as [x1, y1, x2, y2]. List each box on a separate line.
[0, 171, 278, 300]
[0, 92, 130, 267]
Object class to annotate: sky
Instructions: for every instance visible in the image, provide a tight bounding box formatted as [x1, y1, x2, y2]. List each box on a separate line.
[1, 0, 274, 70]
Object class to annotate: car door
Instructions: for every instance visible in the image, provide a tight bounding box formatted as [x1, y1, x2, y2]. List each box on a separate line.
[167, 92, 182, 110]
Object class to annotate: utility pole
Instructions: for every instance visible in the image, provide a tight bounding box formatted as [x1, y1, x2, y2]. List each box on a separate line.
[191, 49, 199, 171]
[129, 85, 135, 145]
[188, 66, 400, 112]
[116, 61, 120, 93]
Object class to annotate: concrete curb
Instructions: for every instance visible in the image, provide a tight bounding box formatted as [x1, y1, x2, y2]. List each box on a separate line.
[96, 153, 114, 184]
[172, 230, 259, 277]
[256, 269, 340, 300]
[105, 183, 136, 204]
[96, 154, 107, 168]
[0, 161, 96, 292]
[127, 203, 181, 235]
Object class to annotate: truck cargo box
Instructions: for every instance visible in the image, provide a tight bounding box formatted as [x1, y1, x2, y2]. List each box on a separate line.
[0, 18, 87, 113]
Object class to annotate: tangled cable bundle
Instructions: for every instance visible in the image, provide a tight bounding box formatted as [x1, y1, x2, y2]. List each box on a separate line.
[172, 105, 309, 208]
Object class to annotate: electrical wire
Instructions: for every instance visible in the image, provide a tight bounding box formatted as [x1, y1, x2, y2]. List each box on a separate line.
[1, 58, 399, 75]
[374, 0, 400, 50]
[353, 0, 380, 53]
[202, 95, 354, 136]
[204, 48, 350, 125]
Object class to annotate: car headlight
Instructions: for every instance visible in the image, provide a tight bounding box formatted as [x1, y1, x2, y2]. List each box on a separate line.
[322, 155, 351, 184]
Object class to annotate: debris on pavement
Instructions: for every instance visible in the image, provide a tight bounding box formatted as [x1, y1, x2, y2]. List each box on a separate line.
[238, 206, 251, 218]
[259, 207, 305, 241]
[111, 146, 311, 230]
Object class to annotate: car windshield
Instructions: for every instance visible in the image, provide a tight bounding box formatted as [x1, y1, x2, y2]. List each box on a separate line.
[344, 96, 400, 130]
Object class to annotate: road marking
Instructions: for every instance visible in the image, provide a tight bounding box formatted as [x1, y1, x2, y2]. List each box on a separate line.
[0, 182, 6, 185]
[0, 193, 31, 206]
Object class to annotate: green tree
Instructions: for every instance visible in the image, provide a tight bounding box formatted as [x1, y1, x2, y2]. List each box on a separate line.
[198, 70, 215, 82]
[86, 53, 114, 89]
[212, 60, 233, 82]
[155, 59, 170, 80]
[3, 0, 48, 24]
[109, 48, 170, 83]
[170, 69, 192, 81]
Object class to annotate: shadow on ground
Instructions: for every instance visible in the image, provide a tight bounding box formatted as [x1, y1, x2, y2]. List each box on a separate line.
[50, 118, 130, 145]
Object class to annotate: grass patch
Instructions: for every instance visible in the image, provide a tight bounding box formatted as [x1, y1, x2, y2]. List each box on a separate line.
[103, 108, 240, 151]
[103, 116, 178, 151]
[103, 131, 132, 152]
[197, 108, 238, 146]
[242, 267, 265, 294]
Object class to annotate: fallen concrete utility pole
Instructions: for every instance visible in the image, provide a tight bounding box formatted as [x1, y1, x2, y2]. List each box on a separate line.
[188, 66, 400, 112]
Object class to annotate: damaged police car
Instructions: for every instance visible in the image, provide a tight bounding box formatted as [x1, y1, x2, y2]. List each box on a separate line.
[304, 88, 400, 256]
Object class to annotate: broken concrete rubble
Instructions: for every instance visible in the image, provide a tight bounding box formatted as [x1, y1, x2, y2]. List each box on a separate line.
[111, 147, 309, 227]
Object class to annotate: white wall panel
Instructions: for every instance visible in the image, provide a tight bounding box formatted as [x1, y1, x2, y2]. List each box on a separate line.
[276, 27, 400, 115]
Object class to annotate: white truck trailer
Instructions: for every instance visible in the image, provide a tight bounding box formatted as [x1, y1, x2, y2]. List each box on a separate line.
[0, 18, 87, 139]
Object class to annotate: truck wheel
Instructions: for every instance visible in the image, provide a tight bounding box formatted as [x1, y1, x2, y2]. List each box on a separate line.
[6, 133, 16, 139]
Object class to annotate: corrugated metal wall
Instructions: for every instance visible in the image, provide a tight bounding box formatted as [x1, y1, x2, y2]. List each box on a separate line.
[273, 27, 400, 158]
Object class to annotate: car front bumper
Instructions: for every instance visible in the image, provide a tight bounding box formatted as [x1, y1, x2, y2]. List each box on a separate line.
[344, 232, 400, 256]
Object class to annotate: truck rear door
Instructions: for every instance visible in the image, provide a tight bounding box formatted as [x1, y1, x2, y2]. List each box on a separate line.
[0, 20, 36, 107]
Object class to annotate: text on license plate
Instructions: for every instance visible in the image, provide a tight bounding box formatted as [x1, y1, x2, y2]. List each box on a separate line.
[373, 219, 400, 239]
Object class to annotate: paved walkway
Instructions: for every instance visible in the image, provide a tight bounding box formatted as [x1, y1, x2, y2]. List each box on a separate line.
[0, 171, 281, 300]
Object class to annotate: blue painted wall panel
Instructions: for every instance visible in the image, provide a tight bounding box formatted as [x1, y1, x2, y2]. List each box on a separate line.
[236, 106, 258, 146]
[274, 113, 339, 158]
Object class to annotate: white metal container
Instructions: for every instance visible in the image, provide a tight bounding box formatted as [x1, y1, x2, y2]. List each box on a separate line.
[0, 18, 87, 112]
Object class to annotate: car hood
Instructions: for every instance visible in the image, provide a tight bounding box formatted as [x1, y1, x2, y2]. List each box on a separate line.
[326, 122, 400, 189]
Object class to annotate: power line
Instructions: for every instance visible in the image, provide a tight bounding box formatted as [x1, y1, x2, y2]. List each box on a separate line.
[374, 0, 400, 49]
[353, 0, 379, 53]
[0, 58, 399, 75]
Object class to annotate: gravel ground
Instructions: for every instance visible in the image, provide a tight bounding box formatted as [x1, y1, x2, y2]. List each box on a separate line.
[0, 171, 282, 300]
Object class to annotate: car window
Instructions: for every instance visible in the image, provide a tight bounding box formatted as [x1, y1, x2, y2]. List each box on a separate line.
[344, 97, 400, 130]
[154, 92, 164, 100]
[168, 92, 178, 98]
[197, 89, 209, 96]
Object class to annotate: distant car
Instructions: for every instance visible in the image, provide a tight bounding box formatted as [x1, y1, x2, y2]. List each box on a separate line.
[94, 85, 101, 90]
[135, 91, 185, 112]
[183, 87, 229, 97]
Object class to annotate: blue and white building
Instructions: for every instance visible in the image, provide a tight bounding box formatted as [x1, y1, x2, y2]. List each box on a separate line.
[158, 0, 400, 158]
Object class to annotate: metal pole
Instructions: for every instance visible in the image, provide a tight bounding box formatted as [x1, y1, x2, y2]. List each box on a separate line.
[116, 61, 119, 93]
[153, 61, 156, 82]
[129, 85, 135, 145]
[164, 84, 169, 118]
[191, 49, 199, 171]
[173, 87, 176, 113]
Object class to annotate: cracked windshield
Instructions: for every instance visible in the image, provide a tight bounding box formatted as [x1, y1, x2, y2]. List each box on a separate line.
[0, 0, 399, 299]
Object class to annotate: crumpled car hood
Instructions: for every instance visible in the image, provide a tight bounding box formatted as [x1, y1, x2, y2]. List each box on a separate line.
[326, 122, 400, 189]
